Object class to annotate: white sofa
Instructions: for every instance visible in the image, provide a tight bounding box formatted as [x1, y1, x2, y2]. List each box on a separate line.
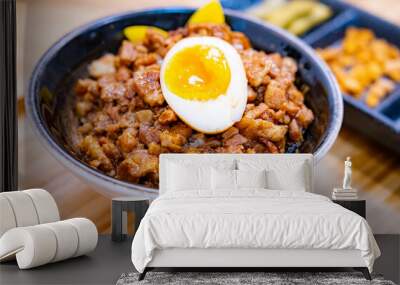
[0, 189, 98, 269]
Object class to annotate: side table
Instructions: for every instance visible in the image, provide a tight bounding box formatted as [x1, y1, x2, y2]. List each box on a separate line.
[333, 200, 366, 219]
[112, 197, 149, 242]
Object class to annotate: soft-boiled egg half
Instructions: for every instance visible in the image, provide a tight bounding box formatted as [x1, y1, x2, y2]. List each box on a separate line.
[160, 36, 248, 134]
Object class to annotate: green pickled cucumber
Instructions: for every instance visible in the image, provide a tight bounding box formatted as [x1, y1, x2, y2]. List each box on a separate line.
[262, 0, 315, 28]
[288, 3, 332, 35]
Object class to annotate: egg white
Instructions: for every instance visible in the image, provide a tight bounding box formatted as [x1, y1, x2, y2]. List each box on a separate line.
[160, 36, 248, 134]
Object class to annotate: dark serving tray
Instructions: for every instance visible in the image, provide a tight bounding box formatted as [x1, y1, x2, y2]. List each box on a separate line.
[235, 0, 400, 153]
[304, 0, 400, 154]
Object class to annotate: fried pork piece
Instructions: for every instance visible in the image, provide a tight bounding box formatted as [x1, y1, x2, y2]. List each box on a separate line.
[281, 57, 297, 78]
[75, 100, 93, 117]
[118, 127, 138, 154]
[75, 79, 99, 96]
[119, 40, 138, 65]
[99, 137, 120, 161]
[88, 54, 116, 78]
[288, 119, 302, 142]
[257, 120, 288, 142]
[296, 106, 314, 128]
[159, 123, 192, 152]
[230, 31, 251, 51]
[187, 23, 231, 42]
[247, 86, 257, 102]
[144, 28, 167, 50]
[241, 49, 272, 87]
[170, 123, 192, 139]
[100, 82, 127, 103]
[244, 103, 268, 119]
[148, 142, 161, 155]
[119, 41, 158, 68]
[264, 80, 287, 109]
[216, 144, 244, 153]
[236, 117, 287, 142]
[133, 65, 164, 106]
[160, 130, 186, 152]
[135, 109, 153, 124]
[146, 28, 185, 57]
[79, 135, 113, 172]
[117, 150, 158, 183]
[134, 53, 159, 67]
[139, 124, 161, 146]
[222, 127, 239, 140]
[116, 66, 132, 82]
[224, 134, 248, 147]
[97, 74, 116, 88]
[287, 86, 304, 105]
[283, 100, 301, 117]
[78, 122, 93, 135]
[265, 141, 279, 153]
[158, 108, 177, 124]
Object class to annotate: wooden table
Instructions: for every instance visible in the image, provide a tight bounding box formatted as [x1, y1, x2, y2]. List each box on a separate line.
[17, 0, 400, 235]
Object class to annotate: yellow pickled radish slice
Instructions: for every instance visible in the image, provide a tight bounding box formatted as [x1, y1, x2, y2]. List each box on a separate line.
[123, 25, 168, 44]
[188, 0, 225, 25]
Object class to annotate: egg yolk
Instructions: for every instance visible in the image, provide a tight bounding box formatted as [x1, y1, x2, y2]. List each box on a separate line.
[164, 44, 231, 101]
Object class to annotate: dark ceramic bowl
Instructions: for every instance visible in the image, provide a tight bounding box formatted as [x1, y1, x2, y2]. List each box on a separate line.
[27, 8, 343, 198]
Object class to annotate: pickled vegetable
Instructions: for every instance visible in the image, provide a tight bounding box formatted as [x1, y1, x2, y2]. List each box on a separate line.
[124, 26, 168, 44]
[288, 4, 332, 35]
[188, 0, 225, 25]
[249, 0, 332, 36]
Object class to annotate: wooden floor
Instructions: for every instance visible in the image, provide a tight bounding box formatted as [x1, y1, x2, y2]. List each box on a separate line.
[1, 235, 399, 284]
[17, 0, 400, 234]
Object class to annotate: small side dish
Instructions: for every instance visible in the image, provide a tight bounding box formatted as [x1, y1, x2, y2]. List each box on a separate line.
[248, 0, 332, 36]
[71, 1, 315, 188]
[317, 27, 400, 107]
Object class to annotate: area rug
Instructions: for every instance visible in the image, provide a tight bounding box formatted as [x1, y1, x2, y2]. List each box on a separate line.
[116, 272, 396, 285]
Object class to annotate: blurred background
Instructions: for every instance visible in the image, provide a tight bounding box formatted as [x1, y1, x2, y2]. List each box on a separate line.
[16, 0, 400, 234]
